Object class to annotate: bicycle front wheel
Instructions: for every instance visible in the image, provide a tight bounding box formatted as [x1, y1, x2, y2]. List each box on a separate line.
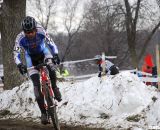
[48, 106, 60, 130]
[45, 85, 60, 130]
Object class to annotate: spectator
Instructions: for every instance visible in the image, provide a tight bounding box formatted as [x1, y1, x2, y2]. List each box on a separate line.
[141, 54, 154, 85]
[152, 66, 158, 88]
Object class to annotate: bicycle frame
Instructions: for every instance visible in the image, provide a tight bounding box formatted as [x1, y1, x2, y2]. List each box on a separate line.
[27, 63, 60, 130]
[40, 66, 54, 100]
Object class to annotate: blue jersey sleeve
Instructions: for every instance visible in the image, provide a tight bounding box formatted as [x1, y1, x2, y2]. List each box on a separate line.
[13, 32, 25, 65]
[37, 24, 58, 55]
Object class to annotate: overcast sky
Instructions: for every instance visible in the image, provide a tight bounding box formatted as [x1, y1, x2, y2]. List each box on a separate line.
[26, 0, 87, 33]
[26, 0, 160, 33]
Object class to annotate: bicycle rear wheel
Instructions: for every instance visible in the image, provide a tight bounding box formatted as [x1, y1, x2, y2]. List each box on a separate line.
[45, 85, 60, 130]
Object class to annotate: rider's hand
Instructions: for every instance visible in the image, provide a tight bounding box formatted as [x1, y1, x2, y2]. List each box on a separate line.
[17, 63, 27, 75]
[98, 72, 101, 77]
[52, 54, 60, 65]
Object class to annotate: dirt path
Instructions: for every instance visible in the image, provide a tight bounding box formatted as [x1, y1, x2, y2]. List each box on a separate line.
[0, 119, 105, 130]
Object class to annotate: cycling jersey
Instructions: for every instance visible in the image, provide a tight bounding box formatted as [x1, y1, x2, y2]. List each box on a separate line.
[98, 60, 119, 75]
[13, 24, 58, 67]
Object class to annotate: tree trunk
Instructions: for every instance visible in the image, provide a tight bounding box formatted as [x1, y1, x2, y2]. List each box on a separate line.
[124, 0, 141, 68]
[1, 0, 26, 89]
[128, 43, 138, 68]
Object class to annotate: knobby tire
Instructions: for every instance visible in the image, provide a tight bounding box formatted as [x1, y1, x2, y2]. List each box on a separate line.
[49, 105, 60, 130]
[44, 83, 60, 130]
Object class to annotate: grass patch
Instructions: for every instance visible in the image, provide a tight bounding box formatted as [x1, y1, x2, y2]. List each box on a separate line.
[79, 114, 87, 119]
[126, 114, 141, 122]
[0, 110, 11, 116]
[152, 96, 157, 102]
[99, 113, 110, 119]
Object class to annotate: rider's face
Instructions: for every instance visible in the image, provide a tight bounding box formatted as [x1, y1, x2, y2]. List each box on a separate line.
[24, 29, 36, 39]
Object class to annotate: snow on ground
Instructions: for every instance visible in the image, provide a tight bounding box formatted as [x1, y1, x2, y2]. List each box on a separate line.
[0, 71, 159, 130]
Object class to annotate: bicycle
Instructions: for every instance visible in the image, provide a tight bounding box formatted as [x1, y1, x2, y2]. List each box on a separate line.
[27, 63, 60, 130]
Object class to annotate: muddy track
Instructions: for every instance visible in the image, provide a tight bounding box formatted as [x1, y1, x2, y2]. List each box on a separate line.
[0, 119, 105, 130]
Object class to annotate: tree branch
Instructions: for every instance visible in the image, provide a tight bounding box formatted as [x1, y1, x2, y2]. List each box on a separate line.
[138, 20, 160, 61]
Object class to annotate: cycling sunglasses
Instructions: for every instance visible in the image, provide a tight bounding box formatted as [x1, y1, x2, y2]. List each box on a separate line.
[24, 29, 36, 34]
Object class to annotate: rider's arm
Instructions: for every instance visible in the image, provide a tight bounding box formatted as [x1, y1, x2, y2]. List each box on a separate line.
[45, 34, 58, 55]
[37, 24, 58, 55]
[13, 33, 23, 65]
[98, 64, 102, 77]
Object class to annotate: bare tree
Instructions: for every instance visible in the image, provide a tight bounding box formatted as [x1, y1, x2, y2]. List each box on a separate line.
[83, 0, 125, 53]
[81, 0, 130, 68]
[1, 0, 26, 89]
[61, 0, 84, 62]
[123, 0, 160, 68]
[123, 0, 141, 68]
[27, 0, 57, 32]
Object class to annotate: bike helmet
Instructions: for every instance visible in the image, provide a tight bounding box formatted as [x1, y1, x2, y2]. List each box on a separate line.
[21, 16, 37, 32]
[94, 55, 102, 64]
[94, 55, 101, 60]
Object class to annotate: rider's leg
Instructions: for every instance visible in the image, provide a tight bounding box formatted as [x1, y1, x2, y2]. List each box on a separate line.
[30, 73, 46, 113]
[47, 63, 62, 102]
[30, 73, 48, 124]
[43, 48, 62, 102]
[110, 65, 119, 75]
[26, 53, 48, 124]
[25, 53, 46, 114]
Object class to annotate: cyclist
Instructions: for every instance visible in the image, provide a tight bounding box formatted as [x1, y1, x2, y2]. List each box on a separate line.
[95, 55, 119, 77]
[13, 16, 61, 124]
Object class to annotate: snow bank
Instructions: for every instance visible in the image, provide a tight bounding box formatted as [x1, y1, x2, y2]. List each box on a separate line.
[0, 71, 159, 129]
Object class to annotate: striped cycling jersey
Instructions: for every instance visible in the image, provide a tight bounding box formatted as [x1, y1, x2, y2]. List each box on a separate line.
[13, 24, 58, 65]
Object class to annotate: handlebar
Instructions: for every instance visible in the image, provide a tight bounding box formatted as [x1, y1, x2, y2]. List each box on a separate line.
[27, 63, 59, 71]
[24, 63, 62, 80]
[27, 63, 48, 71]
[34, 63, 48, 69]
